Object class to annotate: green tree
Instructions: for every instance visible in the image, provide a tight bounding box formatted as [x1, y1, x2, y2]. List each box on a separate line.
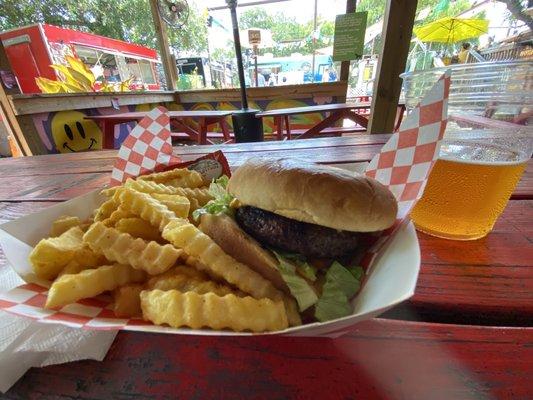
[211, 45, 234, 62]
[496, 0, 533, 30]
[238, 8, 333, 57]
[359, 0, 476, 55]
[356, 0, 472, 26]
[237, 1, 477, 59]
[238, 7, 274, 30]
[0, 0, 208, 54]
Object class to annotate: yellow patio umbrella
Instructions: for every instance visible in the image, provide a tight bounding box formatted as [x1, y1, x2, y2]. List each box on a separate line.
[413, 17, 489, 43]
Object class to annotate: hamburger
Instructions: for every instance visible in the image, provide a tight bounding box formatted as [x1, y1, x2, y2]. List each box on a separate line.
[195, 158, 398, 322]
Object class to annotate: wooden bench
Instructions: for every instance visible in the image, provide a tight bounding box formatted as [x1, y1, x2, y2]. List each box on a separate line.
[170, 126, 367, 143]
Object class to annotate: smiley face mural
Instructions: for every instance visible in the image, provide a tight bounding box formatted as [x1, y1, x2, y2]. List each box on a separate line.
[51, 111, 102, 153]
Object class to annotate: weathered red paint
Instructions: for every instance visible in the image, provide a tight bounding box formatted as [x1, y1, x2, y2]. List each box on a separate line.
[6, 320, 533, 399]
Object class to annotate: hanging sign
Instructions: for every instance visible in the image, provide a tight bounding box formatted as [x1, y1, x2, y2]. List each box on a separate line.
[248, 29, 261, 46]
[333, 12, 368, 62]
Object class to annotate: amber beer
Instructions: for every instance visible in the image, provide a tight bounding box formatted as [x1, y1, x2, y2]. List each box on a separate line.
[411, 141, 528, 240]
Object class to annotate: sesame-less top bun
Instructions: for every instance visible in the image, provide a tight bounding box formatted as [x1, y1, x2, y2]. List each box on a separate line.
[227, 158, 398, 232]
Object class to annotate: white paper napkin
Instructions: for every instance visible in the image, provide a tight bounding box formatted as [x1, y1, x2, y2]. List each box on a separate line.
[0, 260, 117, 393]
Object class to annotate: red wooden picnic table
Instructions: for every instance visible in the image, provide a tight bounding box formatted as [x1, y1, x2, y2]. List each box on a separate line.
[0, 136, 532, 398]
[256, 102, 406, 140]
[86, 110, 233, 147]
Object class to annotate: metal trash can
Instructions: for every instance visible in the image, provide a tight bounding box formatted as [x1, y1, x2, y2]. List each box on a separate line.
[232, 109, 264, 142]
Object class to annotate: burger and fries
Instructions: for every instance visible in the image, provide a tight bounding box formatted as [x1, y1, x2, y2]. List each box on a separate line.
[28, 158, 398, 333]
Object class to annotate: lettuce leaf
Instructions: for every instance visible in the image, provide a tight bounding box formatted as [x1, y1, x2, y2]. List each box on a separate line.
[314, 287, 353, 322]
[273, 252, 318, 312]
[274, 250, 317, 281]
[296, 262, 317, 281]
[315, 261, 363, 322]
[327, 261, 361, 298]
[192, 175, 234, 220]
[347, 265, 364, 280]
[274, 250, 306, 263]
[208, 175, 229, 198]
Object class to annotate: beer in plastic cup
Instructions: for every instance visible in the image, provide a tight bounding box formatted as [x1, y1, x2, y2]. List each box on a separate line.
[411, 134, 532, 240]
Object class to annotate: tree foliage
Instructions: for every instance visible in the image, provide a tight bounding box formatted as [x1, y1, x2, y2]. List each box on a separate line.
[1, 0, 523, 61]
[238, 7, 334, 57]
[496, 0, 533, 30]
[357, 0, 477, 55]
[356, 0, 474, 26]
[236, 0, 482, 58]
[0, 0, 208, 54]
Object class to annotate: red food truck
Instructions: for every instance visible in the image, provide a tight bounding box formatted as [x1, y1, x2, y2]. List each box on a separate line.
[0, 24, 161, 93]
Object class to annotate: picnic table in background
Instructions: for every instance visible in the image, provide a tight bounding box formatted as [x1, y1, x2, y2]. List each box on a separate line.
[86, 110, 233, 147]
[256, 102, 406, 140]
[449, 113, 527, 130]
[0, 136, 531, 398]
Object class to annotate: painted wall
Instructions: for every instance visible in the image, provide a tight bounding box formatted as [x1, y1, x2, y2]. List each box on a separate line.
[31, 94, 337, 154]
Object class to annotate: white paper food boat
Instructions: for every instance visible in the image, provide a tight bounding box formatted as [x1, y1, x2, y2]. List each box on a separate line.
[0, 166, 420, 337]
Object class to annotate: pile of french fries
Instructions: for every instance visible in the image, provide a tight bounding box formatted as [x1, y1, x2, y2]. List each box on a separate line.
[29, 167, 298, 332]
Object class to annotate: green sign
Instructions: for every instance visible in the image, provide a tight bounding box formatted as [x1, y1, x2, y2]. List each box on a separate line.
[333, 12, 368, 62]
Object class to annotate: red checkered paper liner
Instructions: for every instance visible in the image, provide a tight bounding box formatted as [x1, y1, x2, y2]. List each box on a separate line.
[0, 73, 449, 332]
[110, 106, 182, 186]
[360, 71, 451, 269]
[0, 281, 145, 330]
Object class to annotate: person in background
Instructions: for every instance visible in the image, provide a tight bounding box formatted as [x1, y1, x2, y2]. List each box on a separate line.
[257, 73, 266, 87]
[302, 62, 313, 82]
[322, 67, 330, 82]
[458, 42, 471, 63]
[328, 68, 337, 82]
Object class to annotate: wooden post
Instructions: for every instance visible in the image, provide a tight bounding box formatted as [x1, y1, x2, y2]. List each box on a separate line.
[149, 0, 178, 91]
[0, 40, 35, 155]
[339, 0, 357, 83]
[368, 0, 417, 134]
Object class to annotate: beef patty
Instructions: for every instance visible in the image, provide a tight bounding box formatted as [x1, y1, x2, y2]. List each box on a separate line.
[235, 206, 361, 259]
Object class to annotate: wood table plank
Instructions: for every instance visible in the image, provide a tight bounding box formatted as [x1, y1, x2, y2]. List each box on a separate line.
[256, 102, 372, 117]
[86, 110, 234, 119]
[0, 146, 386, 201]
[0, 173, 108, 201]
[6, 319, 532, 400]
[0, 201, 59, 224]
[2, 137, 531, 400]
[0, 138, 530, 201]
[170, 134, 391, 154]
[513, 161, 533, 199]
[0, 157, 530, 202]
[450, 114, 525, 130]
[385, 200, 533, 326]
[0, 136, 392, 177]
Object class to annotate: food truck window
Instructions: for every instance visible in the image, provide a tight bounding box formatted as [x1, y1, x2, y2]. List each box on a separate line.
[123, 57, 143, 84]
[139, 60, 156, 85]
[98, 52, 120, 82]
[74, 45, 98, 66]
[73, 45, 121, 83]
[73, 45, 101, 78]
